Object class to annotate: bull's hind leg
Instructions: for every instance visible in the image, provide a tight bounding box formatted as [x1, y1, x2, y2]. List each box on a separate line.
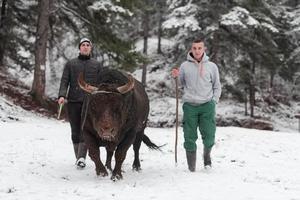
[132, 131, 143, 171]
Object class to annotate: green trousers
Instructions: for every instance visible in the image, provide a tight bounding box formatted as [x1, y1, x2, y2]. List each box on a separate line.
[182, 101, 216, 152]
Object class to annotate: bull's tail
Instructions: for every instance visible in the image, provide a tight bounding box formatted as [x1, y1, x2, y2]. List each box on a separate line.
[142, 134, 164, 150]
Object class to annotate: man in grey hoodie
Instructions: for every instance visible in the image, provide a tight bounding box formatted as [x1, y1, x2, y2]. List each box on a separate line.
[172, 38, 221, 171]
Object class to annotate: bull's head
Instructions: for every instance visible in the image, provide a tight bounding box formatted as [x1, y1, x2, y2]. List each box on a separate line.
[78, 73, 135, 142]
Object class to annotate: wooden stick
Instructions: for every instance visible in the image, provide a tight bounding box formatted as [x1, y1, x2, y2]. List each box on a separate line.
[175, 77, 179, 164]
[57, 103, 64, 120]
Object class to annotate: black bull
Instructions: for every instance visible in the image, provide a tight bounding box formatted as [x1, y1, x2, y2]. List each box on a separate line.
[78, 69, 160, 180]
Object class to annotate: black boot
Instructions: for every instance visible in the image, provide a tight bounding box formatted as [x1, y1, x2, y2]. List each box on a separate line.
[77, 142, 87, 159]
[203, 147, 212, 167]
[76, 142, 87, 169]
[186, 151, 196, 172]
[73, 143, 79, 160]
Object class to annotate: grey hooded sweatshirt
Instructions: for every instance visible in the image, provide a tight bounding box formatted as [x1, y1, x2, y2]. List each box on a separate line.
[179, 52, 221, 105]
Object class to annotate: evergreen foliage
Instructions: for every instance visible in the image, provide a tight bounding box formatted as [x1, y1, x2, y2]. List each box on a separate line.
[0, 0, 38, 70]
[0, 0, 299, 108]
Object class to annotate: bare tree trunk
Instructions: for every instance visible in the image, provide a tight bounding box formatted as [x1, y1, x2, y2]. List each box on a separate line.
[0, 0, 8, 67]
[0, 0, 6, 28]
[141, 64, 147, 87]
[249, 61, 256, 117]
[143, 10, 149, 55]
[249, 86, 254, 117]
[48, 0, 58, 85]
[157, 5, 163, 54]
[244, 89, 248, 116]
[270, 71, 275, 92]
[141, 6, 149, 86]
[31, 0, 49, 104]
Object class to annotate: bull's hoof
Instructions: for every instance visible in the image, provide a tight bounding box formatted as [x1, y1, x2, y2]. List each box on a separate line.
[132, 165, 141, 171]
[132, 160, 141, 171]
[111, 173, 122, 181]
[96, 168, 108, 177]
[97, 171, 108, 177]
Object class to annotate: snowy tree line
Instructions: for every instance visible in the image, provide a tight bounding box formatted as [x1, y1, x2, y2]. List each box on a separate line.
[0, 0, 299, 117]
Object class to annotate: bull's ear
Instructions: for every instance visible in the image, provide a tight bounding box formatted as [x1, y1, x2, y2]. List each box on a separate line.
[78, 72, 98, 93]
[117, 74, 135, 94]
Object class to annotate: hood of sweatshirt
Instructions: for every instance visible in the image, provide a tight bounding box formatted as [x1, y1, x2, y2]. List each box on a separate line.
[186, 52, 209, 63]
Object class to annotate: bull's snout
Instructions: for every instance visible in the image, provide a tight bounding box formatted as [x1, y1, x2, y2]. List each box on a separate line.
[97, 125, 117, 141]
[100, 127, 114, 135]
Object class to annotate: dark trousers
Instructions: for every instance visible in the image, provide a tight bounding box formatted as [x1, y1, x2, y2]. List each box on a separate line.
[67, 102, 83, 144]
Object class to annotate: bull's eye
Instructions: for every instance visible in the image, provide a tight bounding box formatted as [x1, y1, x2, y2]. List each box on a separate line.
[89, 100, 98, 113]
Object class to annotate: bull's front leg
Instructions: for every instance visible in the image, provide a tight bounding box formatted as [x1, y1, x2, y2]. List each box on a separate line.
[111, 134, 135, 181]
[111, 149, 127, 181]
[85, 135, 108, 177]
[88, 148, 108, 177]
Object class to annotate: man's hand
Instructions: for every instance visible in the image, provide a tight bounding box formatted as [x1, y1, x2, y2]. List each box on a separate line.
[58, 97, 65, 105]
[171, 68, 179, 78]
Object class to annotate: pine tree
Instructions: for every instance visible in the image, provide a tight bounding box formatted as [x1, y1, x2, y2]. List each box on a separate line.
[0, 0, 37, 71]
[30, 0, 49, 104]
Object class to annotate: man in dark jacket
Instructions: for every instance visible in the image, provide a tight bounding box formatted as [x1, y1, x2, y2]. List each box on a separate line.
[58, 38, 102, 169]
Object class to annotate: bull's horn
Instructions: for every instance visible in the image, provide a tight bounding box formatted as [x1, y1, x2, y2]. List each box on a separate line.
[117, 74, 135, 94]
[78, 73, 98, 93]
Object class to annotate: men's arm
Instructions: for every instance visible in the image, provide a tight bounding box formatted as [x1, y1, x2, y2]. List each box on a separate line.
[212, 65, 221, 103]
[58, 62, 70, 99]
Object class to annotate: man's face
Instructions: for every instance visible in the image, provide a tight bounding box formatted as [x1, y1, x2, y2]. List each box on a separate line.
[191, 42, 205, 61]
[79, 42, 92, 56]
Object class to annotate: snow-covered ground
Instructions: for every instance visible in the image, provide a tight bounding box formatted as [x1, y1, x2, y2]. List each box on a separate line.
[1, 97, 300, 200]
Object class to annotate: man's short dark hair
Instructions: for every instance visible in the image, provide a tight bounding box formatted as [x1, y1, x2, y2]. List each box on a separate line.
[193, 38, 205, 44]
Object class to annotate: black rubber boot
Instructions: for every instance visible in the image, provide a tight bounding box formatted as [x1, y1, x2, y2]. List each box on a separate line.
[203, 147, 212, 167]
[73, 143, 79, 160]
[77, 142, 87, 159]
[76, 142, 87, 169]
[186, 151, 196, 172]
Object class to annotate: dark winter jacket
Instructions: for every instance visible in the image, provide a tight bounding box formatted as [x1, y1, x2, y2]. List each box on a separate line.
[58, 55, 102, 103]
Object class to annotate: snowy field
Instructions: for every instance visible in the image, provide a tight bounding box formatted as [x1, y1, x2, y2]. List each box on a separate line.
[1, 111, 300, 200]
